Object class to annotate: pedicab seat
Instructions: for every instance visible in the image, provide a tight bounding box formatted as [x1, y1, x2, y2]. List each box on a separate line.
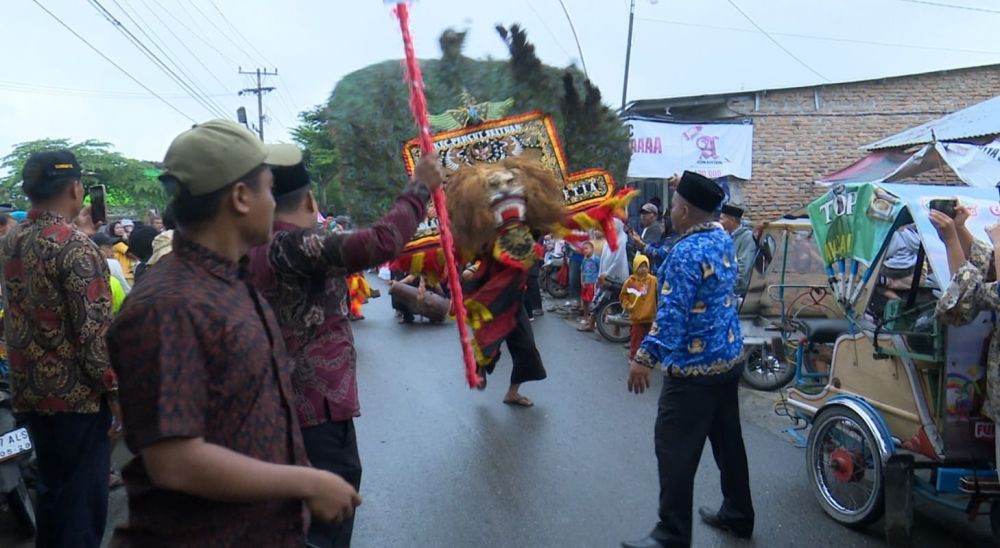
[795, 318, 851, 345]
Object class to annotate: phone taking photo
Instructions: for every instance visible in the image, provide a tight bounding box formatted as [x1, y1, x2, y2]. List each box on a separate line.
[89, 185, 107, 225]
[928, 198, 957, 219]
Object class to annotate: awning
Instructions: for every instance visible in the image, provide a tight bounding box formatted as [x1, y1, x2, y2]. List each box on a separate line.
[819, 138, 1000, 188]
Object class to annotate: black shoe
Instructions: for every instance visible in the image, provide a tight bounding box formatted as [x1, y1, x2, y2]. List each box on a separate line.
[621, 534, 665, 548]
[698, 507, 752, 539]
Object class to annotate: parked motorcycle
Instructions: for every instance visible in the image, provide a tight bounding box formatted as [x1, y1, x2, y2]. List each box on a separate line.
[0, 350, 35, 536]
[594, 279, 630, 344]
[540, 253, 568, 299]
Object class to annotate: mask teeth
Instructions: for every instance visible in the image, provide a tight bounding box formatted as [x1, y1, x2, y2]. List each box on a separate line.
[493, 198, 526, 227]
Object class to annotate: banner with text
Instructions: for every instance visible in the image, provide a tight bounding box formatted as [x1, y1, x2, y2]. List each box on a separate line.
[625, 119, 753, 180]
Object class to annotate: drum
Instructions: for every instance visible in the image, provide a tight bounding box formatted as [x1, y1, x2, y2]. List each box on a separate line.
[389, 282, 451, 323]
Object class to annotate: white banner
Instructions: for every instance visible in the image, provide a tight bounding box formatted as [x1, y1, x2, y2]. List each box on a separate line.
[937, 139, 1000, 188]
[625, 119, 754, 180]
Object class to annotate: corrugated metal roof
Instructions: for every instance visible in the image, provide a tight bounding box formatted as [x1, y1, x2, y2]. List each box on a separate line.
[865, 95, 1000, 150]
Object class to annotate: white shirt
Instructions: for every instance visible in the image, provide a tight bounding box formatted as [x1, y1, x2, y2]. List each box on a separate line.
[106, 258, 131, 294]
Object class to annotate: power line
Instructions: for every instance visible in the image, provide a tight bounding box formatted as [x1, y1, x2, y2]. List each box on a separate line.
[0, 80, 231, 99]
[636, 16, 1000, 55]
[149, 0, 241, 67]
[130, 0, 234, 97]
[725, 0, 830, 82]
[896, 0, 1000, 14]
[88, 0, 228, 118]
[185, 0, 258, 67]
[208, 0, 275, 67]
[521, 0, 576, 62]
[104, 0, 230, 117]
[29, 0, 196, 122]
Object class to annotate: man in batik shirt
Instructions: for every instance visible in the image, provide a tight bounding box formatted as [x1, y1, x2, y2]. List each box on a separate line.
[247, 154, 443, 548]
[0, 150, 120, 547]
[930, 204, 1000, 474]
[623, 171, 754, 548]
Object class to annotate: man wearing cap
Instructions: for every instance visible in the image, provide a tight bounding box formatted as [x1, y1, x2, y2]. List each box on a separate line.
[719, 203, 756, 296]
[107, 120, 361, 547]
[246, 153, 443, 547]
[639, 202, 663, 244]
[624, 171, 754, 548]
[0, 150, 121, 547]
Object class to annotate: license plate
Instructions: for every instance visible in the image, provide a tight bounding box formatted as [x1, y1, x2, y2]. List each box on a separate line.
[0, 427, 31, 462]
[975, 421, 995, 440]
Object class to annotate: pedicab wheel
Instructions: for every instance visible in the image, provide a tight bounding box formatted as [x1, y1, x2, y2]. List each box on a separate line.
[807, 406, 885, 528]
[740, 346, 795, 391]
[6, 475, 36, 536]
[595, 300, 630, 344]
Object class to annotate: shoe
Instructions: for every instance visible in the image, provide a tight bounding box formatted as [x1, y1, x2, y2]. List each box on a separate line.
[698, 507, 752, 539]
[533, 309, 544, 316]
[621, 534, 665, 548]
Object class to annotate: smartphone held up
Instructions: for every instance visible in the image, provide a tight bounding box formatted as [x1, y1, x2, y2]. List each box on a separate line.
[89, 185, 106, 225]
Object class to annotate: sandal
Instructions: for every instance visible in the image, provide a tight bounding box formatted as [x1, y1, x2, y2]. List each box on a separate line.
[476, 366, 488, 391]
[576, 325, 594, 332]
[503, 395, 534, 407]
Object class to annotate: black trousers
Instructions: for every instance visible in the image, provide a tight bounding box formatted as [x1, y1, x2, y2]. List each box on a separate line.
[486, 307, 547, 385]
[652, 376, 754, 547]
[26, 405, 111, 548]
[524, 262, 543, 313]
[302, 418, 363, 548]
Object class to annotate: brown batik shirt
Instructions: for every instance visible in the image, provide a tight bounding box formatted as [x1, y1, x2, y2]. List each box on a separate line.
[0, 209, 117, 414]
[246, 182, 428, 427]
[108, 233, 308, 547]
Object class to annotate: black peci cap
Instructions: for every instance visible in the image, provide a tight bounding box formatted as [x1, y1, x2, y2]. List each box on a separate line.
[271, 161, 311, 198]
[720, 203, 745, 218]
[675, 171, 725, 213]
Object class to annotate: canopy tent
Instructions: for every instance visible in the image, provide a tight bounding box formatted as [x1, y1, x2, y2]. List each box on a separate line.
[818, 138, 1000, 188]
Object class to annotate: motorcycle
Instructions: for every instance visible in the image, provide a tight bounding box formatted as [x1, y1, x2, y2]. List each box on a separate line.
[0, 376, 35, 536]
[594, 278, 630, 344]
[540, 253, 569, 299]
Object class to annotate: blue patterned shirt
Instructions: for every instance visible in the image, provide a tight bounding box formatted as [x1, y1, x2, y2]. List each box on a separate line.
[635, 223, 742, 380]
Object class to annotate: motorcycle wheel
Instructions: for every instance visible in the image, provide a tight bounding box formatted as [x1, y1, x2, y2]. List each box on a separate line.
[595, 300, 630, 344]
[543, 267, 568, 299]
[741, 345, 796, 391]
[6, 475, 36, 536]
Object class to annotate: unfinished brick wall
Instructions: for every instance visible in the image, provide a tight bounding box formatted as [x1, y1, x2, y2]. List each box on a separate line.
[727, 65, 1000, 222]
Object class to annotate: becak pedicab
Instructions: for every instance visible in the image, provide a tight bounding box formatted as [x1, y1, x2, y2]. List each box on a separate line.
[738, 208, 840, 391]
[777, 182, 1000, 545]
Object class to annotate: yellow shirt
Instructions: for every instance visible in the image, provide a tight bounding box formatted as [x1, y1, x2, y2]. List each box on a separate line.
[620, 273, 658, 324]
[113, 241, 134, 282]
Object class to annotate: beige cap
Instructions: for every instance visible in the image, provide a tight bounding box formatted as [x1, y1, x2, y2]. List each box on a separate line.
[160, 119, 301, 196]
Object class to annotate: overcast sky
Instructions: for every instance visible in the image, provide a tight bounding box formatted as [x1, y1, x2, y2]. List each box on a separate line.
[4, 0, 1000, 165]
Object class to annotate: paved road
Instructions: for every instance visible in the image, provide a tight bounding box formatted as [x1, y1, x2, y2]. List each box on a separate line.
[0, 280, 995, 547]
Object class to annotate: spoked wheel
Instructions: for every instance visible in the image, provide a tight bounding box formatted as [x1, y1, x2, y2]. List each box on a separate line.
[740, 345, 795, 391]
[807, 407, 885, 528]
[595, 300, 630, 344]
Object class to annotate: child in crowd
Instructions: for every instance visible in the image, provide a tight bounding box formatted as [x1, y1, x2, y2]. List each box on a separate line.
[620, 253, 657, 359]
[577, 241, 600, 332]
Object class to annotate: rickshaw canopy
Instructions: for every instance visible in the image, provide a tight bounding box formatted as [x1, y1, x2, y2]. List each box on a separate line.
[807, 182, 999, 308]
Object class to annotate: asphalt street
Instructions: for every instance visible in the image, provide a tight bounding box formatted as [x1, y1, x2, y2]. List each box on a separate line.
[0, 278, 996, 547]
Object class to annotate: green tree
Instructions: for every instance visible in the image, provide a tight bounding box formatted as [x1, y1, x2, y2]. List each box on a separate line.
[291, 106, 344, 214]
[0, 138, 164, 213]
[321, 26, 630, 224]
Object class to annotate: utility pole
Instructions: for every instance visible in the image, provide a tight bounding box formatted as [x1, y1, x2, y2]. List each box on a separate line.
[621, 0, 636, 112]
[238, 67, 277, 140]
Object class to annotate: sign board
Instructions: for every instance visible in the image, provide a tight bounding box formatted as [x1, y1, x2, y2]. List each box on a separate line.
[625, 118, 753, 180]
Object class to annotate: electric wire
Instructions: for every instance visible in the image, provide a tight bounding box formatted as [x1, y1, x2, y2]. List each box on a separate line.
[88, 0, 229, 118]
[725, 0, 830, 82]
[29, 0, 196, 123]
[104, 0, 230, 117]
[636, 16, 1000, 56]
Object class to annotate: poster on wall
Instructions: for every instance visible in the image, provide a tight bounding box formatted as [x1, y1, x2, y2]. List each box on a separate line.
[625, 118, 753, 180]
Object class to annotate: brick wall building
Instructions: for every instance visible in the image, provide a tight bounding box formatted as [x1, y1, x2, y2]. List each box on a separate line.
[625, 63, 1000, 221]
